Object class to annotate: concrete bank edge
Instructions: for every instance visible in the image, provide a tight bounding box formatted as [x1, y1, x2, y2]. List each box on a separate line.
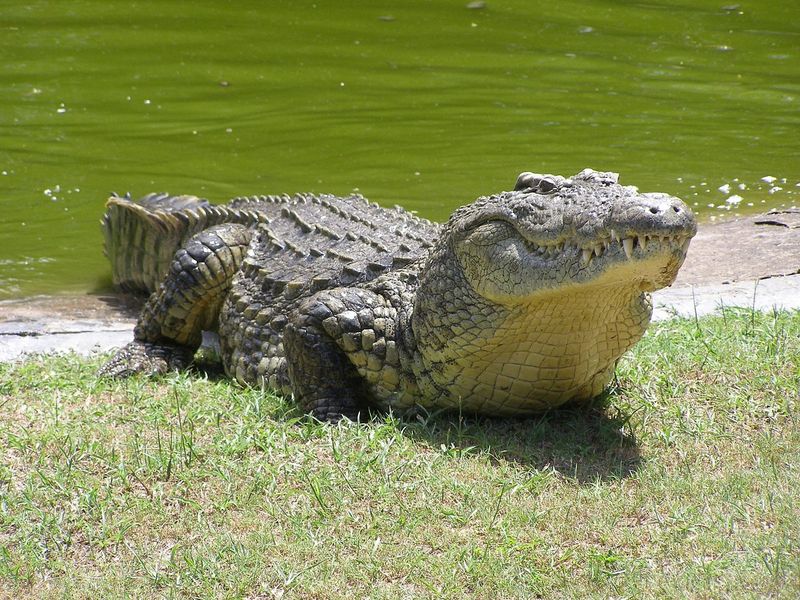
[1, 274, 799, 362]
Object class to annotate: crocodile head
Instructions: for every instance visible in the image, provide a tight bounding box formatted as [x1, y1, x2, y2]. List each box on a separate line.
[411, 168, 697, 413]
[447, 168, 697, 303]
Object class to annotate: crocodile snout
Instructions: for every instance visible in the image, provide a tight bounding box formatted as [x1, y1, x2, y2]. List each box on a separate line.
[616, 192, 697, 237]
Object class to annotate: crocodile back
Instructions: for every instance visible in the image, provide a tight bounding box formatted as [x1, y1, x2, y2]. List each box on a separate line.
[103, 191, 439, 295]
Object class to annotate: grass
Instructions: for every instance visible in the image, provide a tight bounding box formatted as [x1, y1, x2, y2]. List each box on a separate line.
[0, 308, 798, 599]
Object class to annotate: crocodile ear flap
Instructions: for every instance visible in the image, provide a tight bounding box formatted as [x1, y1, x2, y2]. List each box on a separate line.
[514, 172, 561, 194]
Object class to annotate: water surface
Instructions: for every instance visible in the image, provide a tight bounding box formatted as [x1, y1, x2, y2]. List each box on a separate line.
[1, 0, 798, 297]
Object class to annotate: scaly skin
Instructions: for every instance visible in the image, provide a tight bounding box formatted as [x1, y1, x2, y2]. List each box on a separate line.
[100, 169, 697, 421]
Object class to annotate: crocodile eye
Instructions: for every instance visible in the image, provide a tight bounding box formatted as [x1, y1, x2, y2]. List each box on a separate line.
[536, 178, 559, 193]
[514, 171, 536, 192]
[515, 172, 541, 191]
[514, 172, 561, 194]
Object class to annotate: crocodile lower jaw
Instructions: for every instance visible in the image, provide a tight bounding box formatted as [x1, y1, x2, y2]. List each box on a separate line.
[592, 248, 689, 292]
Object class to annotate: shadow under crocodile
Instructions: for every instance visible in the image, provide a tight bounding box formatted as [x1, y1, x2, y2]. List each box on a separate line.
[192, 357, 643, 484]
[394, 395, 642, 484]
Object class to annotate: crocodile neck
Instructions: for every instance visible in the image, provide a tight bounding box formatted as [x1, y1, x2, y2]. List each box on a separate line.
[409, 245, 652, 414]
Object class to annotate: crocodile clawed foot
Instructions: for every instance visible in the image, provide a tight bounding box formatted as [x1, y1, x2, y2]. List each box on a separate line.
[98, 340, 194, 379]
[306, 397, 364, 424]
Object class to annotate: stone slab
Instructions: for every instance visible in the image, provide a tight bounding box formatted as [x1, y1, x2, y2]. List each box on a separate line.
[652, 274, 800, 321]
[0, 294, 139, 362]
[674, 209, 800, 285]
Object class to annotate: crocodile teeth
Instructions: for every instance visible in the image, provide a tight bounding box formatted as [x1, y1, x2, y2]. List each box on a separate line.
[581, 248, 592, 265]
[639, 235, 647, 252]
[622, 237, 634, 259]
[593, 244, 603, 257]
[681, 238, 691, 253]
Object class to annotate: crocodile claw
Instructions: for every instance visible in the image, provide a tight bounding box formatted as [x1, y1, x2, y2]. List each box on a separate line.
[99, 341, 194, 379]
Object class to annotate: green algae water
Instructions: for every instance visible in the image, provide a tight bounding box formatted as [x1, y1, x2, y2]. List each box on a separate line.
[1, 0, 798, 298]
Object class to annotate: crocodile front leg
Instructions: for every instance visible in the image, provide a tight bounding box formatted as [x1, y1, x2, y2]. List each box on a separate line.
[283, 288, 399, 422]
[100, 223, 252, 378]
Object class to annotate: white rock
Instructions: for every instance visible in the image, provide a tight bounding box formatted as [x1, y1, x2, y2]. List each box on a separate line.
[725, 195, 743, 205]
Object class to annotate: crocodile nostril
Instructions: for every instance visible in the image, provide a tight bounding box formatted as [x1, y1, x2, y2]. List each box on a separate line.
[672, 205, 681, 213]
[649, 206, 659, 214]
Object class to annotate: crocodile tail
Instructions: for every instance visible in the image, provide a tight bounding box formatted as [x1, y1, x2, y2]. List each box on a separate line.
[102, 193, 269, 295]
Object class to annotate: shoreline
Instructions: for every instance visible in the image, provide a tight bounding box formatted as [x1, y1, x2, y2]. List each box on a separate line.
[2, 210, 799, 362]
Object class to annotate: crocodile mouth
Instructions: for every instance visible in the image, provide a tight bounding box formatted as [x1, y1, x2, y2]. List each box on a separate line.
[522, 231, 692, 267]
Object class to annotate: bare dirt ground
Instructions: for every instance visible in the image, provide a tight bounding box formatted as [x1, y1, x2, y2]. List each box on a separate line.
[1, 210, 799, 360]
[673, 209, 800, 285]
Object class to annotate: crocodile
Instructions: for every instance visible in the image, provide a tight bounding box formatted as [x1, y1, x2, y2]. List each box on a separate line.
[100, 169, 697, 421]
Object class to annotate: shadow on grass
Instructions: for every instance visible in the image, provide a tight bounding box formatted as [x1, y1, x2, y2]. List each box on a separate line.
[395, 393, 641, 484]
[182, 361, 641, 484]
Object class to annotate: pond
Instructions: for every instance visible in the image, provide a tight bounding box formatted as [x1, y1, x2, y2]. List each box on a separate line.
[1, 0, 798, 299]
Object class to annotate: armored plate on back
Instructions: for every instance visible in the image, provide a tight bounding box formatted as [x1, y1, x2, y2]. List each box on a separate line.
[100, 169, 696, 421]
